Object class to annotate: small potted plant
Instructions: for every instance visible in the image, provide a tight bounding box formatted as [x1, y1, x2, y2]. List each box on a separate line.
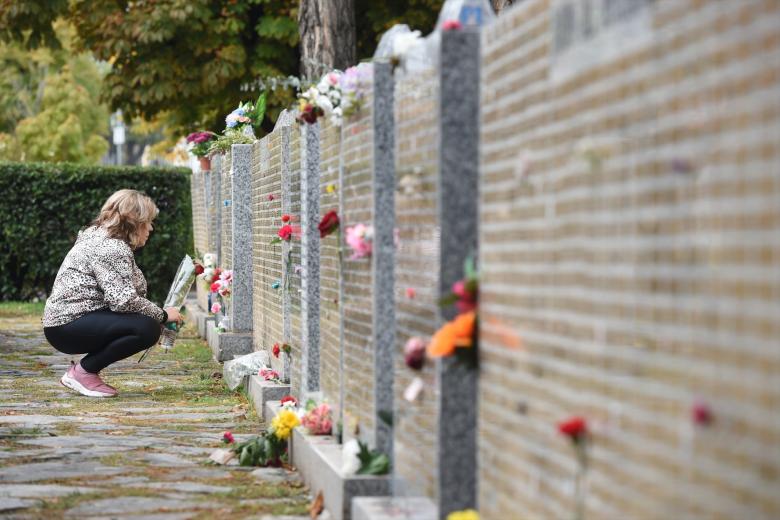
[186, 131, 217, 170]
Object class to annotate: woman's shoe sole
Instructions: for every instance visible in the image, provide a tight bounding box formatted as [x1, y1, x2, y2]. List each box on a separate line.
[60, 373, 116, 398]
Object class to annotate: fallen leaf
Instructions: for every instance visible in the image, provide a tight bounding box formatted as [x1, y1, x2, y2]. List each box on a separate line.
[209, 448, 236, 465]
[309, 490, 324, 518]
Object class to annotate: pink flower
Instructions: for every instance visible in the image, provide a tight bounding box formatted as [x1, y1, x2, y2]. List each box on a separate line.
[405, 287, 416, 299]
[442, 19, 462, 31]
[692, 400, 714, 426]
[301, 403, 333, 435]
[210, 302, 222, 314]
[268, 194, 275, 201]
[222, 431, 235, 444]
[403, 337, 427, 370]
[260, 368, 280, 381]
[345, 224, 373, 259]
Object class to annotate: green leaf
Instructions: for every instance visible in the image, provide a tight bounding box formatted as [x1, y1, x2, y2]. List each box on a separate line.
[253, 91, 267, 128]
[269, 236, 282, 245]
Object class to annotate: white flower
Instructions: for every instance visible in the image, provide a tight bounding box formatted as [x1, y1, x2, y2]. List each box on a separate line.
[392, 30, 422, 58]
[203, 253, 216, 267]
[318, 96, 334, 113]
[341, 439, 361, 475]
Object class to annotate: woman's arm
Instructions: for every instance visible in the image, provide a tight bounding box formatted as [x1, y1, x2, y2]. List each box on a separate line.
[91, 243, 166, 323]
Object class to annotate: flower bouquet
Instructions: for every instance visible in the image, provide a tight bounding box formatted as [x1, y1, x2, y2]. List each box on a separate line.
[297, 71, 343, 126]
[208, 92, 267, 155]
[186, 131, 217, 162]
[138, 255, 201, 362]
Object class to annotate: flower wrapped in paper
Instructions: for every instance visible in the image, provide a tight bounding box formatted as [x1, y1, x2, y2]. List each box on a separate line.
[138, 255, 200, 362]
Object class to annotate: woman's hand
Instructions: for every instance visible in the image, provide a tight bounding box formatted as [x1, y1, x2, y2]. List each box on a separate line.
[164, 307, 183, 326]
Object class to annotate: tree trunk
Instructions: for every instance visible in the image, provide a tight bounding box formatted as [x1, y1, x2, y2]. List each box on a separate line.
[298, 0, 356, 80]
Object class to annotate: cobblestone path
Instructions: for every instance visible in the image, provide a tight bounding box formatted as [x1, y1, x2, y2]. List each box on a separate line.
[0, 303, 310, 519]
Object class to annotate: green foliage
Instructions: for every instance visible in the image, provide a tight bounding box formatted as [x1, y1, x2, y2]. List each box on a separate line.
[356, 441, 391, 475]
[0, 22, 109, 164]
[0, 162, 192, 303]
[232, 433, 287, 467]
[208, 130, 256, 155]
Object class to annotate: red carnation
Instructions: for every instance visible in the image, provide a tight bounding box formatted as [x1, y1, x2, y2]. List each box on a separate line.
[318, 210, 340, 238]
[558, 416, 588, 441]
[280, 395, 297, 406]
[272, 343, 281, 358]
[282, 214, 291, 223]
[222, 431, 235, 444]
[194, 264, 205, 275]
[442, 19, 463, 31]
[278, 224, 293, 241]
[210, 282, 221, 293]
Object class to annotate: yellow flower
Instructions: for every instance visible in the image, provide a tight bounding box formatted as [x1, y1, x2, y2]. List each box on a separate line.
[326, 183, 337, 194]
[446, 510, 479, 520]
[271, 409, 300, 441]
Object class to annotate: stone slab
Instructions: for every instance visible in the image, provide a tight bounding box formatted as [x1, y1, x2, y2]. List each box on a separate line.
[208, 330, 253, 362]
[0, 497, 41, 512]
[0, 461, 123, 483]
[352, 497, 437, 520]
[0, 484, 98, 498]
[64, 496, 220, 517]
[247, 374, 291, 421]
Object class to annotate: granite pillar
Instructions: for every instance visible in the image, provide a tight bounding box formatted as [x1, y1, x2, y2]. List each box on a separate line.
[277, 110, 295, 383]
[210, 154, 222, 262]
[436, 30, 480, 518]
[230, 144, 253, 333]
[300, 122, 321, 393]
[371, 62, 396, 458]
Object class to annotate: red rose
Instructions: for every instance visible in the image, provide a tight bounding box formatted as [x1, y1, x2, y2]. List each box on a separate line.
[282, 214, 291, 223]
[210, 282, 221, 293]
[222, 431, 234, 444]
[194, 264, 205, 275]
[268, 194, 275, 201]
[318, 210, 339, 238]
[558, 416, 588, 440]
[278, 224, 293, 241]
[272, 343, 280, 358]
[280, 395, 297, 406]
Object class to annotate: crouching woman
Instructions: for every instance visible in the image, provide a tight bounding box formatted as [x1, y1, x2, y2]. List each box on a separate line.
[42, 189, 182, 398]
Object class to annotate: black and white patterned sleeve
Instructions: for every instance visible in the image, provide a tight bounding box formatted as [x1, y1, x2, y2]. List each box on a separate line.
[92, 243, 165, 322]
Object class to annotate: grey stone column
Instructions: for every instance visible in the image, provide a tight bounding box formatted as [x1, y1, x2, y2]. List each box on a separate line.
[203, 170, 212, 253]
[436, 30, 480, 518]
[230, 144, 253, 333]
[277, 111, 294, 383]
[211, 154, 222, 262]
[300, 122, 321, 394]
[371, 62, 396, 458]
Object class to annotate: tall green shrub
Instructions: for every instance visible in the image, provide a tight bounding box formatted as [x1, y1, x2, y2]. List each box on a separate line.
[0, 162, 192, 304]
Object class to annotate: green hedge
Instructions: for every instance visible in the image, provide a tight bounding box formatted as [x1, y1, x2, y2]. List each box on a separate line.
[0, 162, 193, 305]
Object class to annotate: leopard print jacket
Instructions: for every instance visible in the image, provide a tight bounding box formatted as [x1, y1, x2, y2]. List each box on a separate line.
[42, 226, 165, 327]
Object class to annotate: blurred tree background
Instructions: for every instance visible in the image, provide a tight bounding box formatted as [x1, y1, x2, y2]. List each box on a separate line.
[0, 0, 443, 159]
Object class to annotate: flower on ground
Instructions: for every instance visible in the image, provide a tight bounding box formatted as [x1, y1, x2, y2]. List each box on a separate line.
[210, 302, 222, 314]
[318, 210, 340, 238]
[403, 337, 427, 370]
[222, 431, 235, 444]
[427, 311, 476, 358]
[271, 409, 300, 440]
[446, 510, 479, 520]
[558, 416, 588, 443]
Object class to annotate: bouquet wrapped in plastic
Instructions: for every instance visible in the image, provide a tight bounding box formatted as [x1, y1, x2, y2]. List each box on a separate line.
[138, 255, 200, 362]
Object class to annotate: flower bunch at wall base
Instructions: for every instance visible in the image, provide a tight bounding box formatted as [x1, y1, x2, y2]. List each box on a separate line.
[302, 403, 333, 435]
[260, 368, 281, 383]
[345, 223, 373, 259]
[228, 407, 299, 467]
[341, 439, 391, 475]
[186, 131, 217, 157]
[201, 267, 232, 331]
[340, 63, 373, 119]
[297, 71, 343, 126]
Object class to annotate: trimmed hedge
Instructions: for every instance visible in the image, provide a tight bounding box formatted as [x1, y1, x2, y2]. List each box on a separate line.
[0, 162, 193, 305]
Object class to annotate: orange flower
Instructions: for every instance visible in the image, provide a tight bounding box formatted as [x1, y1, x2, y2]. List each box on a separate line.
[427, 322, 458, 358]
[451, 311, 476, 348]
[427, 311, 477, 358]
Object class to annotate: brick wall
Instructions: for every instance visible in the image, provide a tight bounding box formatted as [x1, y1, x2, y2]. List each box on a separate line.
[190, 169, 209, 310]
[479, 1, 780, 518]
[251, 134, 284, 359]
[392, 69, 441, 499]
[220, 152, 233, 271]
[319, 119, 343, 411]
[341, 93, 376, 439]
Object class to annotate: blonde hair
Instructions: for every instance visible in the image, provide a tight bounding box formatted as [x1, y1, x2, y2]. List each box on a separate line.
[92, 189, 159, 249]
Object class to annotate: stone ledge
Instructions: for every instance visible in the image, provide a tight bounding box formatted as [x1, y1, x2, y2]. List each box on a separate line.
[264, 402, 391, 520]
[246, 375, 291, 422]
[352, 497, 437, 520]
[184, 300, 211, 340]
[206, 329, 252, 362]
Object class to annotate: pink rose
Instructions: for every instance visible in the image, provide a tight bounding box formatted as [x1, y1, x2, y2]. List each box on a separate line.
[210, 302, 222, 314]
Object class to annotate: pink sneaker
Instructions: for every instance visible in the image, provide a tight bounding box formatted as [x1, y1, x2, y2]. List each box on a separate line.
[60, 362, 117, 398]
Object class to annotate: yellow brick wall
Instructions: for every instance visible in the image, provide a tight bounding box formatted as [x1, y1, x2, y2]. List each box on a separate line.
[479, 1, 780, 518]
[190, 169, 209, 310]
[341, 93, 376, 438]
[393, 69, 441, 499]
[319, 119, 343, 412]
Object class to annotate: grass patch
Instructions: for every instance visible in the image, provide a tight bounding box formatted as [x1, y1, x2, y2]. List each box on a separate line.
[0, 301, 45, 318]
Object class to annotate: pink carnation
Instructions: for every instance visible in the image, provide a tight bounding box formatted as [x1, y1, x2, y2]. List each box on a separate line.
[210, 302, 222, 314]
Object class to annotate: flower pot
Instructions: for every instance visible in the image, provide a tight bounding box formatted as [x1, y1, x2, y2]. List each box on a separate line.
[199, 156, 211, 171]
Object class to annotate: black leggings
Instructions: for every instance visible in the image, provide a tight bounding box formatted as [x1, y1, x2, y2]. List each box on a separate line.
[44, 310, 161, 373]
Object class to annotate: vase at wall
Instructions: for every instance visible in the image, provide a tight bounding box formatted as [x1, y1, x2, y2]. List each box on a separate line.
[199, 156, 211, 171]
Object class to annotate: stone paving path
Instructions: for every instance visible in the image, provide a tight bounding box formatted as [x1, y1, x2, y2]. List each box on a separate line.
[0, 303, 311, 519]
